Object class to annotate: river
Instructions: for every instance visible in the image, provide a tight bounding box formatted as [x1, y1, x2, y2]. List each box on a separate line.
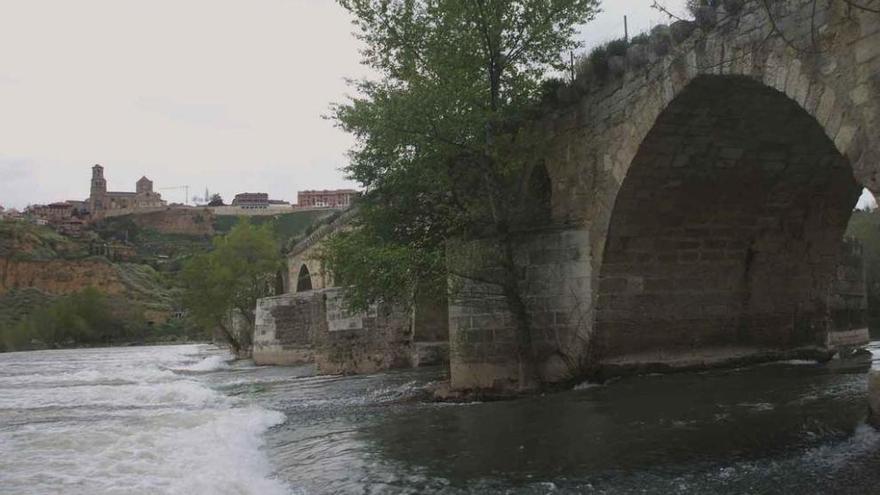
[1, 343, 879, 494]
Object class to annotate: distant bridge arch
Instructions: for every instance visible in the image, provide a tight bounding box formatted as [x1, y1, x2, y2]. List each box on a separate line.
[296, 264, 313, 293]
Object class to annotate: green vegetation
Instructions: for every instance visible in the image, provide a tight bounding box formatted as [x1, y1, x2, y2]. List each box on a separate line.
[320, 225, 446, 312]
[213, 209, 335, 240]
[687, 0, 719, 16]
[0, 288, 146, 352]
[0, 284, 207, 352]
[326, 1, 599, 386]
[0, 206, 331, 353]
[116, 263, 178, 315]
[181, 219, 282, 355]
[92, 215, 213, 265]
[0, 221, 88, 260]
[208, 193, 225, 206]
[0, 288, 55, 332]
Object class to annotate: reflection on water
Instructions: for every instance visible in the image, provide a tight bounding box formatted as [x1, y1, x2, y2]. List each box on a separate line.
[257, 344, 880, 494]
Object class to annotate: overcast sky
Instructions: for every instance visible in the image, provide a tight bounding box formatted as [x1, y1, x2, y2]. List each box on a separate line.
[0, 0, 692, 209]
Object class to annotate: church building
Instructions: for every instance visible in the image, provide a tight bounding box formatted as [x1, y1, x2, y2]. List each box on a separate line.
[87, 164, 166, 218]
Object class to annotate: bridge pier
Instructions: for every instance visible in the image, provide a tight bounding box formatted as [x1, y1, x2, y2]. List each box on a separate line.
[448, 228, 592, 390]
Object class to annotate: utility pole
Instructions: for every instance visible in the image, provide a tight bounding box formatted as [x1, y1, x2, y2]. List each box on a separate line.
[159, 185, 190, 205]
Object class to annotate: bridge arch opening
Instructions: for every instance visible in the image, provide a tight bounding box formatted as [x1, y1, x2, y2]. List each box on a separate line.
[523, 162, 553, 225]
[596, 75, 862, 364]
[296, 264, 313, 292]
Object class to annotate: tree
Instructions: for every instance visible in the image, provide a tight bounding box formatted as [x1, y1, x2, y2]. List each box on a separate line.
[0, 287, 144, 351]
[180, 219, 281, 355]
[328, 0, 600, 388]
[319, 218, 447, 312]
[208, 194, 225, 207]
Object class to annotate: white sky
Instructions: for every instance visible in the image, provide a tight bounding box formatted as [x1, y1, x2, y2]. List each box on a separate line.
[0, 1, 689, 209]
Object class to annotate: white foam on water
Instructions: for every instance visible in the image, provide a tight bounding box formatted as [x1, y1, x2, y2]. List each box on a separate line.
[573, 380, 603, 390]
[0, 379, 229, 410]
[0, 344, 293, 495]
[801, 424, 880, 469]
[175, 354, 233, 372]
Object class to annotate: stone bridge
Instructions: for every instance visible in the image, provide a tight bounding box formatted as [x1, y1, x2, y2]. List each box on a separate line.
[449, 0, 879, 389]
[253, 209, 450, 373]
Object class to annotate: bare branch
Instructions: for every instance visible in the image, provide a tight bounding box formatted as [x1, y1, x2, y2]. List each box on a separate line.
[651, 0, 687, 22]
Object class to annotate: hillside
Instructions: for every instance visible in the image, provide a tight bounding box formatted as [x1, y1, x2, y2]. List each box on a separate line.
[0, 209, 332, 349]
[0, 221, 178, 326]
[213, 209, 337, 239]
[0, 221, 88, 260]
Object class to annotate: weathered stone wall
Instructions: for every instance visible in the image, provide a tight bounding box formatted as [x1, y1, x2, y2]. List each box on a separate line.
[253, 293, 320, 366]
[254, 288, 419, 374]
[313, 288, 413, 374]
[449, 228, 591, 389]
[449, 0, 880, 388]
[98, 206, 168, 220]
[207, 205, 297, 217]
[252, 207, 451, 373]
[828, 237, 870, 349]
[127, 208, 214, 236]
[411, 295, 451, 366]
[412, 292, 450, 342]
[595, 76, 859, 365]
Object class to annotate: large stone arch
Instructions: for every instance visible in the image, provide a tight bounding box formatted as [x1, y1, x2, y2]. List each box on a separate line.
[550, 0, 880, 369]
[594, 74, 860, 365]
[448, 0, 880, 389]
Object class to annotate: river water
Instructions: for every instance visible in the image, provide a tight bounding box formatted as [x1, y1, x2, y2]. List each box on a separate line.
[1, 343, 879, 494]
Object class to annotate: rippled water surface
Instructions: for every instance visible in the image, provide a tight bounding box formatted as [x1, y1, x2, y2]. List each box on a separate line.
[2, 343, 880, 494]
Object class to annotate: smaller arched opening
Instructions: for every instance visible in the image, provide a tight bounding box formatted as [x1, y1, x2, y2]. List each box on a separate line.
[521, 163, 553, 226]
[296, 264, 313, 292]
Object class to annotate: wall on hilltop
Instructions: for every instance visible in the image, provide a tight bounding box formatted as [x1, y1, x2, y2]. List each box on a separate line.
[127, 208, 215, 237]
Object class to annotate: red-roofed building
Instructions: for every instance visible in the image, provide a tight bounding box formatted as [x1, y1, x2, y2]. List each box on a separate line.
[296, 189, 358, 209]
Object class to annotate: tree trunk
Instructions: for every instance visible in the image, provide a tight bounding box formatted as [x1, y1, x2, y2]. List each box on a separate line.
[217, 322, 241, 356]
[499, 234, 539, 391]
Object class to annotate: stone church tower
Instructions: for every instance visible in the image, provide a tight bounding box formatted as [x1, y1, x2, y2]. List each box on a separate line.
[86, 164, 165, 219]
[90, 164, 107, 196]
[89, 164, 107, 213]
[136, 176, 153, 194]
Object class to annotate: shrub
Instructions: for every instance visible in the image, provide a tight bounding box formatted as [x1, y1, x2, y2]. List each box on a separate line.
[588, 45, 610, 79]
[0, 287, 147, 351]
[606, 38, 630, 57]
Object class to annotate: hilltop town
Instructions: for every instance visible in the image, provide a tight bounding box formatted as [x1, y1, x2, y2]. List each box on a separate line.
[0, 163, 356, 351]
[0, 163, 358, 235]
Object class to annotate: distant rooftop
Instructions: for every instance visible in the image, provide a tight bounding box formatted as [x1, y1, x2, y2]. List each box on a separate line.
[298, 189, 358, 194]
